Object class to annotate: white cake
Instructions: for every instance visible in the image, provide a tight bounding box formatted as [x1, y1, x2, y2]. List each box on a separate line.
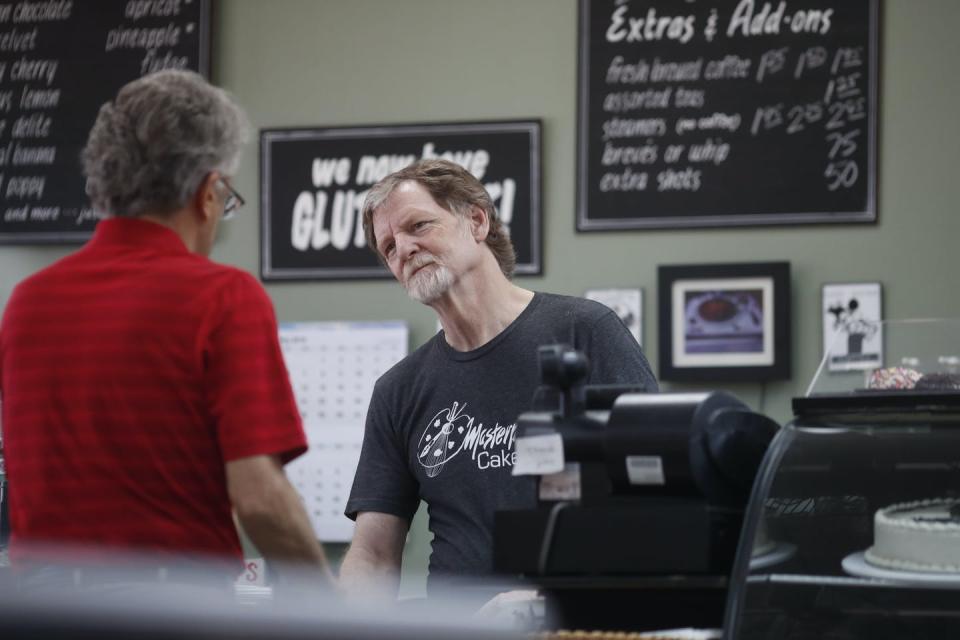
[865, 499, 960, 572]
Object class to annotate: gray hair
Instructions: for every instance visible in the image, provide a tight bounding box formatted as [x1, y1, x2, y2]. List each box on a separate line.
[361, 159, 517, 278]
[82, 70, 250, 218]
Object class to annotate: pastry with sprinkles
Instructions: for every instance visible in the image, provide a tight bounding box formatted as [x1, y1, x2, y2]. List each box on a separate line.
[867, 366, 921, 390]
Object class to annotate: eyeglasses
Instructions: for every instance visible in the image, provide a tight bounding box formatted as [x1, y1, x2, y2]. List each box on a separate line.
[218, 178, 245, 220]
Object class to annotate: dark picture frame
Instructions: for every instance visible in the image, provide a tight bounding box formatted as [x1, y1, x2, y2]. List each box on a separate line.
[658, 262, 791, 382]
[260, 120, 542, 281]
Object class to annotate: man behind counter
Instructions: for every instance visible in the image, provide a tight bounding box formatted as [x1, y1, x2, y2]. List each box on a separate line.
[341, 159, 658, 600]
[0, 70, 329, 586]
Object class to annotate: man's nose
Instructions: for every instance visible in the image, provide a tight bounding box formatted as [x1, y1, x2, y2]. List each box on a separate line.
[396, 234, 419, 262]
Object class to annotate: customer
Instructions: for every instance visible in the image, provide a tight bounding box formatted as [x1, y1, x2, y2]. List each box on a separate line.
[0, 70, 329, 587]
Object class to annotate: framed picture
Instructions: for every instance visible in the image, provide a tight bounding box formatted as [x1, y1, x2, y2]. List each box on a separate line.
[584, 288, 643, 346]
[260, 120, 541, 280]
[658, 262, 791, 382]
[822, 283, 883, 372]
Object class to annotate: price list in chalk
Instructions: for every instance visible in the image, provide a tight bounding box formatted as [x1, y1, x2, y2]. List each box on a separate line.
[0, 0, 210, 243]
[577, 0, 877, 230]
[279, 322, 408, 542]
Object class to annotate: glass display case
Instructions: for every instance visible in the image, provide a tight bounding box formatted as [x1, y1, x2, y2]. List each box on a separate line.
[724, 319, 960, 639]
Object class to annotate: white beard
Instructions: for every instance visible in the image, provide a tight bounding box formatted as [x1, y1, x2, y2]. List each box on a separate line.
[405, 261, 453, 304]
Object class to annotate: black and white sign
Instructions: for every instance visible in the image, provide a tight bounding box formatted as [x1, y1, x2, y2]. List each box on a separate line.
[0, 0, 211, 244]
[578, 0, 878, 230]
[822, 282, 882, 372]
[260, 121, 541, 281]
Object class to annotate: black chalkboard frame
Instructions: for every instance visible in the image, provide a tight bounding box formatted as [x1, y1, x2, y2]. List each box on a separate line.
[259, 120, 543, 282]
[0, 0, 212, 245]
[576, 0, 880, 231]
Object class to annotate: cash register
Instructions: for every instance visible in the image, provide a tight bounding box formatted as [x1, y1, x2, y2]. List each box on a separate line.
[493, 345, 779, 632]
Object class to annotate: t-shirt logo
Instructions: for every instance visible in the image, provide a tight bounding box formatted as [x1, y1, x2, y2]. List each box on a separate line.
[417, 401, 518, 478]
[418, 401, 470, 478]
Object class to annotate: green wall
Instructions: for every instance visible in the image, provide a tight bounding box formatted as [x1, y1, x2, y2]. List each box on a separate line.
[2, 0, 958, 596]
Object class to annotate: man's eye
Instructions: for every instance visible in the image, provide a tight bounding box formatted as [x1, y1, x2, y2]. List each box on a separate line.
[384, 243, 395, 257]
[414, 221, 429, 230]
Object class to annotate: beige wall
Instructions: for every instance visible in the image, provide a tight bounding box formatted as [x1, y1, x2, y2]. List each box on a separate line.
[2, 0, 958, 595]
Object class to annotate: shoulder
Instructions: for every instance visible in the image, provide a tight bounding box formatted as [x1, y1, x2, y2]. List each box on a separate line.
[8, 250, 82, 294]
[533, 292, 616, 325]
[190, 258, 256, 284]
[180, 264, 277, 336]
[199, 263, 272, 307]
[215, 265, 267, 295]
[375, 332, 443, 391]
[3, 252, 88, 320]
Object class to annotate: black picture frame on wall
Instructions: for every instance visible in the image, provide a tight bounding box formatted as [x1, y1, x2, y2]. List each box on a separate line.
[658, 262, 791, 382]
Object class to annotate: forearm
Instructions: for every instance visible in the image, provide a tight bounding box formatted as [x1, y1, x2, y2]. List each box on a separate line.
[339, 512, 408, 601]
[236, 478, 328, 571]
[339, 542, 401, 600]
[228, 455, 331, 581]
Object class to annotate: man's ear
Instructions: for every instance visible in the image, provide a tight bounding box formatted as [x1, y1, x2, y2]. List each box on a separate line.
[194, 172, 220, 222]
[468, 205, 490, 242]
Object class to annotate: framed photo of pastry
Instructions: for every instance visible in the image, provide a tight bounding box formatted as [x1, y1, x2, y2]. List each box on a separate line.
[658, 262, 791, 382]
[822, 282, 883, 372]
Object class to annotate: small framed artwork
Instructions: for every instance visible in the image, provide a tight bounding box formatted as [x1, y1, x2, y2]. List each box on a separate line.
[658, 262, 791, 382]
[585, 288, 643, 346]
[822, 283, 883, 372]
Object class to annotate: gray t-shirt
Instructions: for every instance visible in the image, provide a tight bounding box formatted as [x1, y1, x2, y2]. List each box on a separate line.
[345, 292, 657, 592]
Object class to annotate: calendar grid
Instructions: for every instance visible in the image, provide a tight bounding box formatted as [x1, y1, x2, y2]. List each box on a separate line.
[279, 322, 408, 542]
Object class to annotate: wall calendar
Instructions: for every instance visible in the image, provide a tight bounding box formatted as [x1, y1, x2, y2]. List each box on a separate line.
[279, 321, 408, 541]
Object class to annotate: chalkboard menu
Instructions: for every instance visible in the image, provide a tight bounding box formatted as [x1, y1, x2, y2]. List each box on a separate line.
[578, 0, 877, 230]
[0, 0, 210, 244]
[260, 121, 542, 281]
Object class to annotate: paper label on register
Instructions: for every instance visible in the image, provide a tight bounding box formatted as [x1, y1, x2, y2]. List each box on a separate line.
[539, 463, 581, 501]
[625, 455, 665, 485]
[513, 433, 565, 475]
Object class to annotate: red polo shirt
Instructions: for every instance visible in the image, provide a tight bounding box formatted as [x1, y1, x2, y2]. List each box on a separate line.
[0, 218, 307, 565]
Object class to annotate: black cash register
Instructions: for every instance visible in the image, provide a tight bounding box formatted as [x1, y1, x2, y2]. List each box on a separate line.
[493, 345, 779, 632]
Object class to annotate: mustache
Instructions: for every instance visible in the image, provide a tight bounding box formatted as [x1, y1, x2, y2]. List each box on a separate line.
[403, 253, 439, 280]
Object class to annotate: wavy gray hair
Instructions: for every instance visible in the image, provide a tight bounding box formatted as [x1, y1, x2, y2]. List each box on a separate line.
[361, 159, 517, 278]
[82, 70, 250, 218]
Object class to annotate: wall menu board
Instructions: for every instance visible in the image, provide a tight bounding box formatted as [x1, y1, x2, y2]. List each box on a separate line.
[577, 0, 877, 230]
[0, 0, 210, 244]
[260, 121, 542, 281]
